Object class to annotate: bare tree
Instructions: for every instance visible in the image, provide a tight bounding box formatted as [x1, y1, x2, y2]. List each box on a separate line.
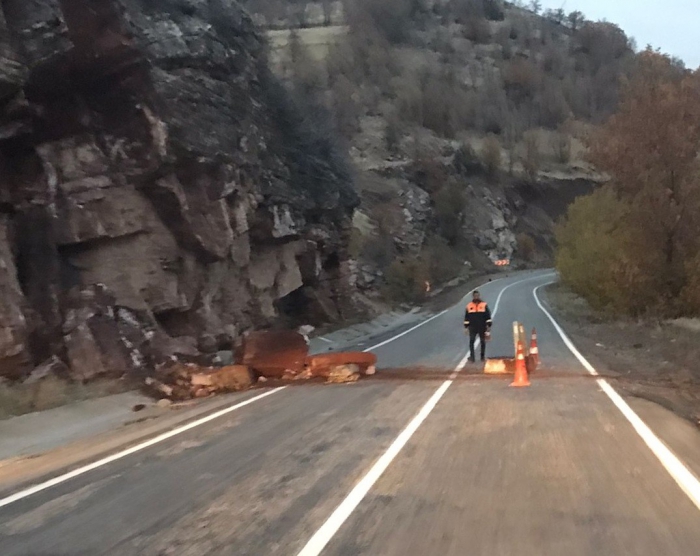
[522, 131, 541, 182]
[567, 11, 584, 32]
[481, 135, 503, 176]
[322, 0, 333, 26]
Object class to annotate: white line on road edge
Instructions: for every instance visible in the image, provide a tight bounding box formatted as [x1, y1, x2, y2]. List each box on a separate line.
[297, 274, 536, 556]
[362, 310, 449, 352]
[0, 387, 287, 510]
[533, 282, 700, 512]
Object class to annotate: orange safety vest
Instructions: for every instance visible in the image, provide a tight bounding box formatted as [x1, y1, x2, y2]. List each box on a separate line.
[467, 301, 488, 313]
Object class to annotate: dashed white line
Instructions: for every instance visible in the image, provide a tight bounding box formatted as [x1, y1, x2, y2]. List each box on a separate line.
[0, 387, 287, 510]
[533, 282, 700, 512]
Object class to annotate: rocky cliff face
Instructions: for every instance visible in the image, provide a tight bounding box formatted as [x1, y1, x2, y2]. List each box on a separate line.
[0, 0, 357, 381]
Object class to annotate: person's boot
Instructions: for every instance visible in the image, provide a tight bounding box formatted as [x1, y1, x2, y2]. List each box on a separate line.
[468, 354, 475, 363]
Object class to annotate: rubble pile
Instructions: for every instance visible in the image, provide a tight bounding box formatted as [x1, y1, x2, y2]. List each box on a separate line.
[141, 331, 378, 401]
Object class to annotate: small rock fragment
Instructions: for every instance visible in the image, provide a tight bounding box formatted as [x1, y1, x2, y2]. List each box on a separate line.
[326, 364, 360, 384]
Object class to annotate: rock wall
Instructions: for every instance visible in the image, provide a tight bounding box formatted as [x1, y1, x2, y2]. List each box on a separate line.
[0, 0, 358, 380]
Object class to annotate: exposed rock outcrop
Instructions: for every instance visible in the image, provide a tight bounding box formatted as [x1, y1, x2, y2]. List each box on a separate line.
[0, 0, 358, 381]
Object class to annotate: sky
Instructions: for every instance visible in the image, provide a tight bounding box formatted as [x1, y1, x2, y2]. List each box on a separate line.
[538, 0, 699, 69]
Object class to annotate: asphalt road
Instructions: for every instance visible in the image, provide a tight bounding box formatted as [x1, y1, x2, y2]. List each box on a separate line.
[2, 270, 700, 555]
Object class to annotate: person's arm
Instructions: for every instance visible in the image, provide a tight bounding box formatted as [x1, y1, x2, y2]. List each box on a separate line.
[485, 304, 492, 329]
[464, 307, 470, 328]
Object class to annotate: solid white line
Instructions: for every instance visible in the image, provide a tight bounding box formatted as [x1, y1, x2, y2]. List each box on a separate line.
[362, 310, 449, 352]
[0, 387, 287, 509]
[492, 272, 554, 316]
[533, 282, 700, 512]
[318, 337, 334, 344]
[296, 352, 471, 556]
[297, 274, 528, 556]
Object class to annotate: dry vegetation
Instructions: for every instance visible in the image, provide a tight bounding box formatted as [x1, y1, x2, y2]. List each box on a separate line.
[243, 0, 661, 303]
[545, 283, 700, 425]
[557, 51, 700, 317]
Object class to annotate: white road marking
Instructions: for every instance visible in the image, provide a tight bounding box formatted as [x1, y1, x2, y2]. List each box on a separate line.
[0, 387, 287, 510]
[362, 310, 449, 352]
[318, 337, 334, 344]
[492, 272, 555, 316]
[533, 282, 700, 512]
[296, 353, 471, 556]
[361, 275, 517, 354]
[297, 274, 533, 556]
[0, 272, 547, 513]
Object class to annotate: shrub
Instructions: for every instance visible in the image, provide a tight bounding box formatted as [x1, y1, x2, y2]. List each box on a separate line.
[361, 229, 396, 269]
[433, 182, 466, 244]
[521, 131, 541, 182]
[384, 114, 402, 156]
[484, 0, 505, 21]
[481, 135, 502, 176]
[453, 143, 484, 176]
[349, 0, 420, 45]
[383, 258, 430, 303]
[550, 131, 572, 164]
[503, 58, 540, 103]
[555, 187, 655, 315]
[516, 233, 536, 261]
[413, 156, 449, 195]
[423, 236, 463, 282]
[464, 17, 491, 44]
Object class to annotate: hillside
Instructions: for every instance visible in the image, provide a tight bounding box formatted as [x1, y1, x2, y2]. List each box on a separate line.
[242, 0, 628, 301]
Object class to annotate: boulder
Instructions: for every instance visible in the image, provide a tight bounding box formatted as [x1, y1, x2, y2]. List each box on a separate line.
[238, 330, 309, 378]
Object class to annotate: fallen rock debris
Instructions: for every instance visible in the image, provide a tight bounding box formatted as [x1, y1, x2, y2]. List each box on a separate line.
[143, 331, 378, 401]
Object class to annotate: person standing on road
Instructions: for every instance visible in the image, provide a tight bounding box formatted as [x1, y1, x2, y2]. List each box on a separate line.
[464, 290, 492, 362]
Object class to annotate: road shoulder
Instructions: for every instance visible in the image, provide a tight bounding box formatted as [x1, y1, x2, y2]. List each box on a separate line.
[0, 389, 269, 495]
[542, 282, 700, 481]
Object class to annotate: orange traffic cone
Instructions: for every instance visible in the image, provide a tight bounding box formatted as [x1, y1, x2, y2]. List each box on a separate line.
[510, 340, 530, 387]
[530, 328, 540, 368]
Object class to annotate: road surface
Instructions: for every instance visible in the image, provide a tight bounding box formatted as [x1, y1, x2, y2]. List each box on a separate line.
[2, 270, 700, 555]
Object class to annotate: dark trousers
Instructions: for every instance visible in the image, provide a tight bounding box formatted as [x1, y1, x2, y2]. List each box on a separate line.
[469, 329, 486, 360]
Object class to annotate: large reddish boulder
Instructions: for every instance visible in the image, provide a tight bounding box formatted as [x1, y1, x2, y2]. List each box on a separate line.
[238, 330, 309, 378]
